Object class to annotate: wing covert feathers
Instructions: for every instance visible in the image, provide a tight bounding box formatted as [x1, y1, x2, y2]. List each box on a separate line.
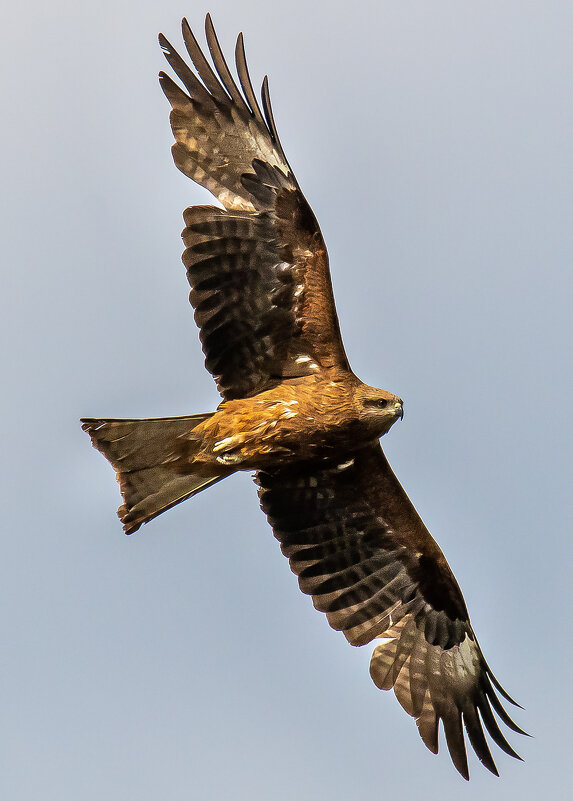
[157, 17, 525, 778]
[160, 17, 350, 398]
[257, 442, 526, 779]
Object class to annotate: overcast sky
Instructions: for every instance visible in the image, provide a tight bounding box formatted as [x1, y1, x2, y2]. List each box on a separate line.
[2, 1, 572, 799]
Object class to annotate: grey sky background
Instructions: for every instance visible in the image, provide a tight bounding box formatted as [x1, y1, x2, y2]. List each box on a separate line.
[2, 1, 572, 798]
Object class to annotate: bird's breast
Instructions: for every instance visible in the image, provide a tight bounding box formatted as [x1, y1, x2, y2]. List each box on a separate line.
[198, 380, 364, 468]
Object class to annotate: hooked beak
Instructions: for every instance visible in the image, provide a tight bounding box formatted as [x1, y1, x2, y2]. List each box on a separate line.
[394, 400, 404, 420]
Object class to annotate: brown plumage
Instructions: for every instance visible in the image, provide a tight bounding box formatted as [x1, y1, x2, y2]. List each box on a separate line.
[81, 15, 527, 779]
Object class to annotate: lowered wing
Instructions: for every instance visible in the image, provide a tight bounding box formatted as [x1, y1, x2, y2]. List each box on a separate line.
[257, 442, 527, 779]
[160, 16, 350, 400]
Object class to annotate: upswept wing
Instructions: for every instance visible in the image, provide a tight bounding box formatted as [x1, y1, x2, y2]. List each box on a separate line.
[257, 443, 527, 779]
[160, 16, 349, 400]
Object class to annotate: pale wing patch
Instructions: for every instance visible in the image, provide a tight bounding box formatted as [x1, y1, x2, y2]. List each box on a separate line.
[370, 615, 480, 701]
[160, 21, 295, 213]
[369, 614, 523, 778]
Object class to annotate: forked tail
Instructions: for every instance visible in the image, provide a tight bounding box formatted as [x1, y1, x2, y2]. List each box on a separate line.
[81, 414, 228, 534]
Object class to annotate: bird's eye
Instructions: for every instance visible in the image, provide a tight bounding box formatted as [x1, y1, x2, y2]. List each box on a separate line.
[364, 398, 389, 410]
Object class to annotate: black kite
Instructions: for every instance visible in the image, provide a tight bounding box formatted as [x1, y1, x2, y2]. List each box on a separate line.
[82, 15, 527, 779]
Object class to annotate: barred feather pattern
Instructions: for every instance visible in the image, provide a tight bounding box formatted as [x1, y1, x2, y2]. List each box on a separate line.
[182, 204, 309, 398]
[257, 441, 526, 779]
[161, 17, 350, 399]
[159, 16, 295, 212]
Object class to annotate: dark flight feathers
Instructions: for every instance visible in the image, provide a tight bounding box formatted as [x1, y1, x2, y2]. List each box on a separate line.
[159, 17, 349, 399]
[258, 442, 526, 779]
[150, 16, 527, 779]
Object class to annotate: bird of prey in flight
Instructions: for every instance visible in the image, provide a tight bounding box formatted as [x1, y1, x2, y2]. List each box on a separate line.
[82, 14, 527, 779]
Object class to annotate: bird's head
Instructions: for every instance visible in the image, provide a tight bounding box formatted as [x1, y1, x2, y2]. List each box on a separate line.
[356, 384, 404, 437]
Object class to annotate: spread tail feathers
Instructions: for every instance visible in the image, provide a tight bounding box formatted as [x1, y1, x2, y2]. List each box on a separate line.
[81, 414, 227, 534]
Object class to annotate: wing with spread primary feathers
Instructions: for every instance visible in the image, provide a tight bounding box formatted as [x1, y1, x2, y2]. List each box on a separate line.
[257, 442, 527, 779]
[159, 16, 350, 400]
